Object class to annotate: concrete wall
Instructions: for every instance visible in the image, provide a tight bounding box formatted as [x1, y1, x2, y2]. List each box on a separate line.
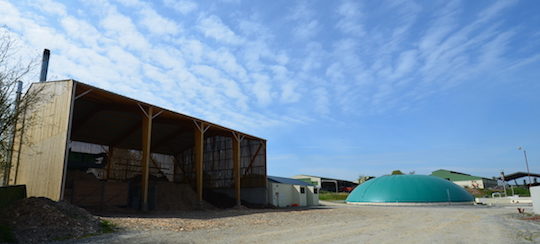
[267, 182, 319, 207]
[268, 182, 293, 207]
[292, 185, 307, 206]
[531, 186, 540, 214]
[306, 186, 319, 206]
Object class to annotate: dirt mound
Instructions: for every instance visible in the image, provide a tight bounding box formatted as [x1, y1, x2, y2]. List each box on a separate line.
[0, 197, 101, 243]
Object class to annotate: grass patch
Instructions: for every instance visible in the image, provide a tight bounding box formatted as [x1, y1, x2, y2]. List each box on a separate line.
[319, 192, 349, 201]
[72, 220, 118, 241]
[100, 220, 118, 234]
[0, 224, 16, 243]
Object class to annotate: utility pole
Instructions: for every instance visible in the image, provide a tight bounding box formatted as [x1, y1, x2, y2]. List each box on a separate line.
[500, 171, 507, 197]
[518, 147, 531, 187]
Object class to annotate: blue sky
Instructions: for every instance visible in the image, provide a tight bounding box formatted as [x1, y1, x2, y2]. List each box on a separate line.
[1, 0, 539, 181]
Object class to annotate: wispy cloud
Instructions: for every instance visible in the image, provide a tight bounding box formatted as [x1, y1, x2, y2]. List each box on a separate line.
[0, 0, 536, 136]
[335, 0, 364, 36]
[197, 15, 243, 45]
[163, 0, 198, 15]
[287, 2, 319, 40]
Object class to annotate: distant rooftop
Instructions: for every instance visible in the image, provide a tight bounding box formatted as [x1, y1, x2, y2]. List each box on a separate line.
[268, 176, 314, 186]
[430, 169, 492, 181]
[293, 174, 356, 183]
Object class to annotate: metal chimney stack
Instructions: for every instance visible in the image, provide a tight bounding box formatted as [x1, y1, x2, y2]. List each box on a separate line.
[39, 49, 50, 82]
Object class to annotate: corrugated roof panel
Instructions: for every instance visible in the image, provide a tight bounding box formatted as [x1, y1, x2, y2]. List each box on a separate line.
[268, 176, 314, 186]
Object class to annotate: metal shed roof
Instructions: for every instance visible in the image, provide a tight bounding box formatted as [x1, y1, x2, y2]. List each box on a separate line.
[268, 176, 314, 186]
[431, 169, 490, 181]
[503, 172, 540, 181]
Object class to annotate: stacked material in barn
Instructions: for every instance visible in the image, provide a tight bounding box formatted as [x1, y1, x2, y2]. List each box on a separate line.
[346, 175, 474, 205]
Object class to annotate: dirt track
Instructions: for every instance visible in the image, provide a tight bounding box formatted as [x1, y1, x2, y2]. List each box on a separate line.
[60, 202, 540, 244]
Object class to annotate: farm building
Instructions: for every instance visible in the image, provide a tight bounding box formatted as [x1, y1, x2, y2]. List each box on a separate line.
[267, 176, 319, 207]
[501, 171, 540, 187]
[431, 169, 497, 189]
[292, 174, 357, 192]
[7, 80, 267, 210]
[346, 175, 475, 205]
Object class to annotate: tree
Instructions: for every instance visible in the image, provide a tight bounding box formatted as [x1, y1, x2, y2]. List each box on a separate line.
[358, 175, 375, 184]
[391, 170, 404, 175]
[0, 27, 42, 185]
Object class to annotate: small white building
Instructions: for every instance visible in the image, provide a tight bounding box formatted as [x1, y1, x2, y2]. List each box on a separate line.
[531, 186, 540, 214]
[267, 176, 319, 207]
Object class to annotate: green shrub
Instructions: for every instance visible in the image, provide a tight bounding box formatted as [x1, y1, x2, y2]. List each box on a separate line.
[319, 192, 349, 201]
[100, 220, 117, 233]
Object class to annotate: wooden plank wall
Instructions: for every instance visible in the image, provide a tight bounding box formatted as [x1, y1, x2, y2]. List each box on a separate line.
[9, 81, 74, 201]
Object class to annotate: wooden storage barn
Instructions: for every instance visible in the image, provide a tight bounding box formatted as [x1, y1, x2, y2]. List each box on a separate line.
[8, 80, 267, 210]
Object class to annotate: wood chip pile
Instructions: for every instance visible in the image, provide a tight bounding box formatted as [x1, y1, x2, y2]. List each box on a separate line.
[0, 197, 101, 243]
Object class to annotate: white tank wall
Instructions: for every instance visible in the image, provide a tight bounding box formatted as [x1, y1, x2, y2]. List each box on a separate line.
[531, 186, 540, 214]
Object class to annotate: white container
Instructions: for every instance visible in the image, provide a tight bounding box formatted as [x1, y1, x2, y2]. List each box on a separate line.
[530, 186, 540, 214]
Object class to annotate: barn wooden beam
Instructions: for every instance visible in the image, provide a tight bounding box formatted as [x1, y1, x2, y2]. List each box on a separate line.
[244, 141, 264, 175]
[140, 106, 153, 211]
[232, 132, 244, 207]
[74, 89, 93, 100]
[193, 120, 209, 203]
[106, 146, 114, 179]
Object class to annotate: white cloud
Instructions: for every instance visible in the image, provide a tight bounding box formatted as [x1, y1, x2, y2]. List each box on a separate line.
[100, 8, 150, 51]
[293, 19, 318, 40]
[28, 0, 67, 16]
[392, 49, 417, 79]
[139, 8, 181, 36]
[197, 15, 243, 45]
[250, 73, 273, 106]
[335, 0, 364, 36]
[163, 0, 198, 15]
[288, 2, 319, 40]
[60, 16, 102, 49]
[206, 48, 248, 82]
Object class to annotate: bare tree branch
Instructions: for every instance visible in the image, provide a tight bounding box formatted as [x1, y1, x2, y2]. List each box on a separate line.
[0, 27, 43, 185]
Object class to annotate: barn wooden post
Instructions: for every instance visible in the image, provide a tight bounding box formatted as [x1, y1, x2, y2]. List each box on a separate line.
[232, 132, 244, 207]
[193, 121, 209, 203]
[106, 146, 114, 179]
[140, 106, 153, 211]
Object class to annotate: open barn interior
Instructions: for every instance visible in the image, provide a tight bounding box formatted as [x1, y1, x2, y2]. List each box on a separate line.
[62, 81, 267, 210]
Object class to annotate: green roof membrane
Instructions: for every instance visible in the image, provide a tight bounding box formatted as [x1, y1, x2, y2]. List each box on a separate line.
[346, 175, 474, 203]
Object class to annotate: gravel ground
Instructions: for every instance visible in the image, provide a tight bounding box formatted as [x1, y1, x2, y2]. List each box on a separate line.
[57, 202, 540, 244]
